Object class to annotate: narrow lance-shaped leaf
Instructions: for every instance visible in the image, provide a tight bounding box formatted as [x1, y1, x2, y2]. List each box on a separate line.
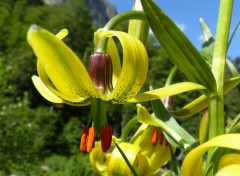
[200, 18, 215, 58]
[128, 0, 149, 45]
[140, 0, 216, 93]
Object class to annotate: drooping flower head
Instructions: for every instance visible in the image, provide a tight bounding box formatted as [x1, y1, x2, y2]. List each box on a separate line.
[27, 24, 205, 152]
[27, 25, 148, 152]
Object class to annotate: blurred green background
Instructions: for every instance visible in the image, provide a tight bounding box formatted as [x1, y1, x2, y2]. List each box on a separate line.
[0, 0, 239, 175]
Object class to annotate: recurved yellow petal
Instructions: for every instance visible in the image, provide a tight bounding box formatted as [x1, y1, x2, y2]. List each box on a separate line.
[37, 60, 90, 105]
[106, 38, 121, 87]
[32, 75, 63, 104]
[128, 82, 205, 103]
[216, 164, 240, 176]
[107, 142, 141, 175]
[182, 134, 240, 176]
[32, 75, 90, 106]
[218, 154, 240, 170]
[89, 142, 108, 176]
[27, 25, 98, 103]
[96, 30, 148, 102]
[172, 76, 240, 118]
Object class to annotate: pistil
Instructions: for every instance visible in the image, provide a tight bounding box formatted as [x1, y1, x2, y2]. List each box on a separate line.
[88, 53, 113, 96]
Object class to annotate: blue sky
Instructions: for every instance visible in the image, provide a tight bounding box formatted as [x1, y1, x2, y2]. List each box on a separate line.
[108, 0, 240, 59]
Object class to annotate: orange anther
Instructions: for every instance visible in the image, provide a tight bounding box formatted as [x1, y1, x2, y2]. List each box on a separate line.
[86, 127, 96, 152]
[80, 127, 89, 152]
[151, 128, 158, 145]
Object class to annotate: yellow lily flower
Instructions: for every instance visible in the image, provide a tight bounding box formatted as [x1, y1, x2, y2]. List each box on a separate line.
[27, 25, 205, 152]
[27, 25, 206, 105]
[89, 100, 173, 176]
[89, 125, 171, 176]
[27, 24, 149, 152]
[182, 134, 240, 176]
[27, 25, 148, 105]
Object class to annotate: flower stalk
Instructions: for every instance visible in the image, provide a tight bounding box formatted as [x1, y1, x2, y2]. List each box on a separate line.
[207, 0, 233, 164]
[209, 0, 233, 139]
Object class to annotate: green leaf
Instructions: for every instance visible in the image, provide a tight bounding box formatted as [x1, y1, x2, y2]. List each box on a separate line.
[140, 0, 216, 93]
[226, 58, 239, 77]
[151, 100, 197, 151]
[200, 18, 215, 58]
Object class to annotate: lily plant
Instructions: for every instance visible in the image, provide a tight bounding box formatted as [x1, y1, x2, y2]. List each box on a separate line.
[27, 0, 240, 174]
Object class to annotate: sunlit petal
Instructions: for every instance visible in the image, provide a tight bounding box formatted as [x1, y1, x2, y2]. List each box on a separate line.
[182, 134, 240, 176]
[32, 75, 90, 106]
[27, 25, 99, 103]
[218, 154, 240, 170]
[96, 30, 148, 102]
[106, 38, 121, 87]
[37, 60, 90, 105]
[172, 77, 240, 118]
[107, 142, 141, 175]
[32, 75, 63, 104]
[216, 164, 240, 176]
[128, 82, 205, 103]
[132, 125, 171, 174]
[89, 142, 108, 175]
[55, 28, 68, 39]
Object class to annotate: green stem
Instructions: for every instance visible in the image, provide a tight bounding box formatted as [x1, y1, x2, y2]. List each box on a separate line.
[95, 11, 146, 53]
[165, 66, 178, 86]
[120, 116, 139, 141]
[90, 98, 107, 139]
[207, 0, 233, 166]
[209, 0, 233, 139]
[104, 11, 146, 31]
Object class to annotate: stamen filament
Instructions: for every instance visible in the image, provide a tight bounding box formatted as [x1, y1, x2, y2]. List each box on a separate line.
[159, 130, 165, 145]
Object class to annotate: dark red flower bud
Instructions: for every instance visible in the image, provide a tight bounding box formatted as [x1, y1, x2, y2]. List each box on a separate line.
[88, 53, 113, 94]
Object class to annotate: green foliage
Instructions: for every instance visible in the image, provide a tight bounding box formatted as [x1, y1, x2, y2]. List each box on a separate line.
[0, 93, 60, 174]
